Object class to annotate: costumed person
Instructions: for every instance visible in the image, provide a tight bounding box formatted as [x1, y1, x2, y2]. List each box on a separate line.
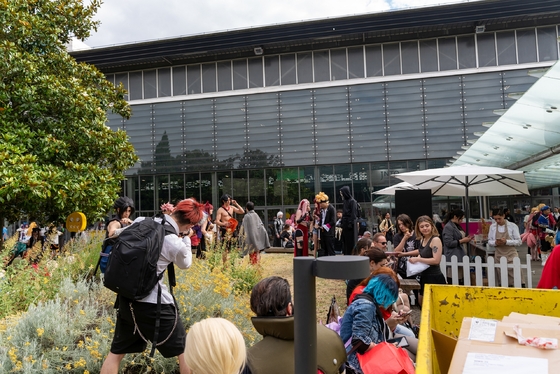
[100, 199, 204, 374]
[184, 318, 246, 374]
[340, 274, 403, 373]
[199, 202, 215, 258]
[215, 194, 245, 249]
[240, 201, 270, 264]
[523, 206, 539, 261]
[160, 202, 175, 215]
[47, 224, 63, 259]
[244, 276, 346, 374]
[340, 186, 358, 255]
[272, 211, 283, 247]
[316, 192, 336, 257]
[532, 205, 556, 254]
[311, 199, 321, 256]
[293, 199, 311, 257]
[334, 210, 344, 253]
[537, 244, 560, 289]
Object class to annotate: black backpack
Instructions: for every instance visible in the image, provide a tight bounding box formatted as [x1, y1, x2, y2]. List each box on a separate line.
[103, 217, 175, 300]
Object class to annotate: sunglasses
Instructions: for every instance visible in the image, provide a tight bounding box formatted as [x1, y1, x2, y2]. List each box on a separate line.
[377, 241, 388, 245]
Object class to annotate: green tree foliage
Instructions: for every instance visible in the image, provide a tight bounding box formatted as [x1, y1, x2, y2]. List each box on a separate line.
[0, 0, 138, 225]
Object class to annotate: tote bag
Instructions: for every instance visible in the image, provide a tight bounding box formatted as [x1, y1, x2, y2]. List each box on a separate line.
[357, 342, 415, 374]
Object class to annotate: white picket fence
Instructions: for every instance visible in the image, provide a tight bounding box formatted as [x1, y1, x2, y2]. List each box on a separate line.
[440, 254, 534, 288]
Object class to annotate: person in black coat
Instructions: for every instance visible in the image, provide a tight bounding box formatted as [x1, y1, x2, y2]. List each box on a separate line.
[339, 186, 358, 256]
[316, 192, 336, 257]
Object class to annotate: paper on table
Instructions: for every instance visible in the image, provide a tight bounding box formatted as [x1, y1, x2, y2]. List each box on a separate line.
[468, 318, 498, 342]
[462, 352, 548, 374]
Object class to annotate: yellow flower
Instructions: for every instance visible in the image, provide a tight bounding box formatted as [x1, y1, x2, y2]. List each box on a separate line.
[80, 309, 85, 315]
[37, 328, 44, 337]
[24, 341, 30, 346]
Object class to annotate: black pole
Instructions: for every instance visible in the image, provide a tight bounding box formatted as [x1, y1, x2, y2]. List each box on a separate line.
[294, 256, 370, 374]
[293, 257, 317, 374]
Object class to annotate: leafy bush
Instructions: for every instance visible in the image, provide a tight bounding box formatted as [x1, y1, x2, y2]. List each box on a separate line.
[0, 234, 261, 373]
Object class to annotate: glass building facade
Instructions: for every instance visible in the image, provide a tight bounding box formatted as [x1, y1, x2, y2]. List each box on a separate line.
[84, 14, 560, 227]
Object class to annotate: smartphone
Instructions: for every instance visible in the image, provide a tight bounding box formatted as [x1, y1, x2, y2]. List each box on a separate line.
[398, 310, 413, 317]
[386, 336, 409, 348]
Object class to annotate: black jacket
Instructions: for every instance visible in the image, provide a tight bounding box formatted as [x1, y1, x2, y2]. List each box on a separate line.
[339, 186, 357, 229]
[322, 204, 337, 237]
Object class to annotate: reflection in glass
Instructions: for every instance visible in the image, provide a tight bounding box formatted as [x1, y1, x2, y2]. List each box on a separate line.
[420, 40, 438, 72]
[366, 45, 383, 77]
[301, 166, 315, 203]
[331, 48, 347, 81]
[170, 174, 185, 204]
[383, 43, 401, 76]
[202, 63, 217, 93]
[249, 169, 265, 206]
[314, 50, 330, 82]
[185, 173, 200, 200]
[348, 46, 364, 79]
[266, 168, 283, 206]
[457, 35, 476, 69]
[232, 170, 248, 203]
[248, 58, 264, 88]
[233, 59, 248, 90]
[156, 175, 170, 209]
[283, 168, 302, 206]
[351, 163, 371, 204]
[158, 68, 171, 97]
[496, 31, 517, 65]
[187, 65, 201, 94]
[144, 69, 157, 99]
[297, 53, 313, 84]
[477, 33, 497, 67]
[173, 66, 186, 96]
[129, 71, 142, 100]
[265, 56, 280, 86]
[319, 165, 335, 204]
[200, 173, 212, 204]
[439, 37, 457, 71]
[217, 61, 232, 92]
[537, 27, 557, 62]
[517, 29, 537, 64]
[140, 175, 155, 212]
[401, 41, 419, 74]
[334, 164, 352, 205]
[280, 54, 296, 85]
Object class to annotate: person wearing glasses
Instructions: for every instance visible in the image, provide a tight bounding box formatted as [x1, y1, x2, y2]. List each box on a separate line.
[371, 233, 388, 251]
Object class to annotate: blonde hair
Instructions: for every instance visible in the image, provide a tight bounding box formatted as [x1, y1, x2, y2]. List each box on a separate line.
[185, 318, 246, 374]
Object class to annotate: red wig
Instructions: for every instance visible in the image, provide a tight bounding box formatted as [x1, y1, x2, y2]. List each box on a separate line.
[173, 198, 204, 226]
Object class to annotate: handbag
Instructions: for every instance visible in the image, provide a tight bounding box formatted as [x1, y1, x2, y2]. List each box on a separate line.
[406, 260, 430, 277]
[357, 342, 415, 374]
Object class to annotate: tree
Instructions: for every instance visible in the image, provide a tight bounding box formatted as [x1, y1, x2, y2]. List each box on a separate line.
[0, 0, 138, 229]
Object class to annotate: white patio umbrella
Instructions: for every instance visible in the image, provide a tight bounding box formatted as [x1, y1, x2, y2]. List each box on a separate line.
[394, 164, 529, 234]
[373, 182, 420, 195]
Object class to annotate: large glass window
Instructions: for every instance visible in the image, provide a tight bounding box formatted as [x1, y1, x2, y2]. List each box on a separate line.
[215, 96, 246, 168]
[348, 83, 387, 163]
[115, 73, 129, 100]
[139, 175, 155, 212]
[496, 31, 517, 65]
[301, 166, 316, 205]
[187, 65, 201, 94]
[365, 45, 383, 77]
[233, 59, 248, 90]
[401, 41, 419, 74]
[170, 174, 185, 204]
[537, 26, 558, 62]
[265, 56, 280, 87]
[266, 168, 283, 206]
[351, 164, 371, 204]
[439, 37, 457, 71]
[232, 170, 248, 202]
[420, 40, 438, 72]
[248, 57, 263, 88]
[331, 48, 347, 81]
[129, 71, 143, 100]
[153, 102, 183, 173]
[156, 175, 170, 209]
[217, 61, 232, 92]
[200, 173, 212, 203]
[185, 173, 200, 200]
[280, 54, 296, 85]
[158, 68, 171, 97]
[334, 164, 352, 205]
[314, 86, 351, 164]
[477, 33, 497, 67]
[383, 43, 401, 76]
[457, 35, 476, 69]
[313, 50, 330, 82]
[278, 90, 315, 167]
[202, 63, 217, 93]
[183, 99, 215, 171]
[173, 66, 186, 96]
[249, 169, 265, 206]
[217, 172, 232, 202]
[319, 165, 335, 203]
[385, 79, 425, 159]
[246, 92, 280, 169]
[143, 69, 157, 99]
[517, 29, 537, 64]
[124, 104, 152, 174]
[297, 52, 313, 84]
[284, 168, 302, 206]
[347, 46, 364, 79]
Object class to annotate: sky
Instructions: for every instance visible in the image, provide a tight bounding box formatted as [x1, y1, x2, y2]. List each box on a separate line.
[84, 0, 473, 48]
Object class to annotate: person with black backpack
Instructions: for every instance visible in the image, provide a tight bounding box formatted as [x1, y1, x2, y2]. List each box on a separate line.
[100, 198, 204, 374]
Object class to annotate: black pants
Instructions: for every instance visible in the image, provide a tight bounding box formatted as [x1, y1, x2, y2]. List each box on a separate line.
[342, 227, 356, 255]
[320, 234, 335, 256]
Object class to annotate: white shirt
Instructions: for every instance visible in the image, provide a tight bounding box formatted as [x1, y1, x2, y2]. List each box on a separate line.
[133, 215, 192, 304]
[487, 221, 522, 247]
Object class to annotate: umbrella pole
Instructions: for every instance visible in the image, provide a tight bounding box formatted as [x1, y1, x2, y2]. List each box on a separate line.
[465, 179, 471, 256]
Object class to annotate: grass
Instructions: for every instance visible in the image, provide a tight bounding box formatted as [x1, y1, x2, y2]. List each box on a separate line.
[259, 253, 348, 322]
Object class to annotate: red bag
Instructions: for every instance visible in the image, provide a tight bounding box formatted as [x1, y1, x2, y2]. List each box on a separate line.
[357, 342, 415, 374]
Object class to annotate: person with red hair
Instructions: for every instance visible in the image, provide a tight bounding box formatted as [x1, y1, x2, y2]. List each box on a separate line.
[101, 198, 204, 374]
